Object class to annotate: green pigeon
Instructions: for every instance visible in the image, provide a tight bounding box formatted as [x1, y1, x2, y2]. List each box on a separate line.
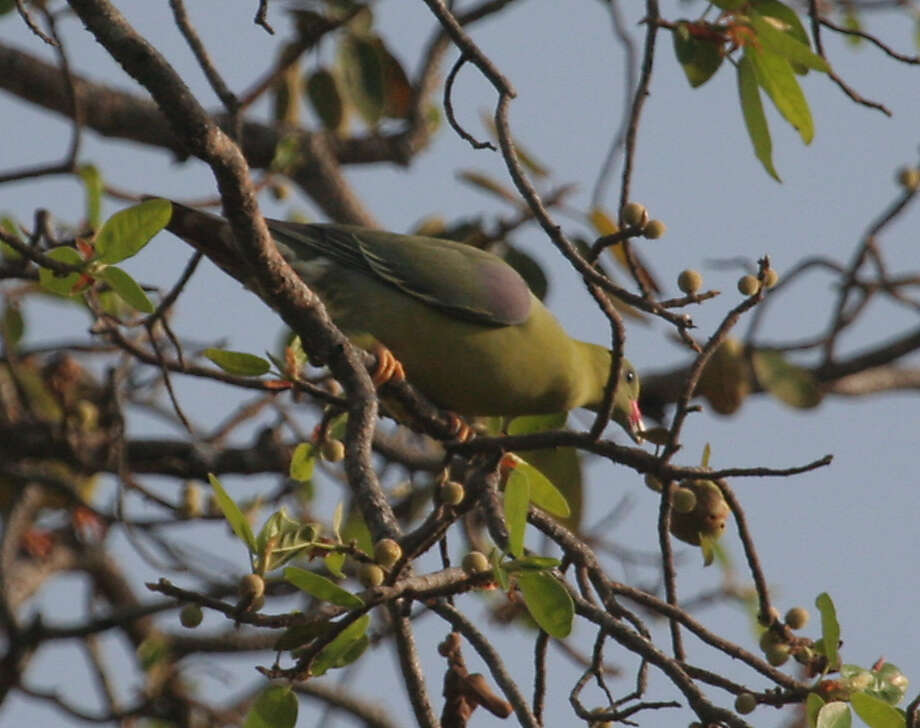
[162, 201, 644, 441]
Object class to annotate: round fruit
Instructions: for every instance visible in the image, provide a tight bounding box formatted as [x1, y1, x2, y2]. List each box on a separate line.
[622, 202, 648, 228]
[238, 573, 265, 600]
[644, 473, 663, 492]
[896, 166, 920, 191]
[461, 551, 490, 575]
[373, 538, 403, 568]
[766, 643, 791, 666]
[759, 628, 783, 652]
[785, 606, 810, 630]
[737, 275, 759, 296]
[642, 219, 667, 239]
[672, 487, 697, 513]
[669, 480, 730, 545]
[763, 268, 779, 288]
[677, 269, 702, 295]
[358, 562, 385, 587]
[179, 604, 203, 628]
[321, 438, 346, 462]
[734, 692, 757, 715]
[439, 480, 465, 506]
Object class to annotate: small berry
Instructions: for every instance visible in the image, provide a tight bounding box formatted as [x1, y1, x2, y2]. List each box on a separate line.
[179, 604, 203, 628]
[320, 438, 346, 462]
[766, 643, 791, 666]
[672, 487, 697, 514]
[438, 480, 465, 506]
[373, 538, 403, 568]
[249, 594, 265, 612]
[358, 562, 385, 587]
[737, 275, 759, 296]
[759, 629, 783, 652]
[642, 219, 667, 239]
[644, 473, 663, 492]
[677, 269, 702, 295]
[238, 573, 265, 600]
[896, 166, 920, 191]
[461, 551, 490, 575]
[622, 202, 648, 228]
[734, 692, 757, 715]
[757, 606, 781, 626]
[763, 268, 779, 288]
[785, 606, 810, 630]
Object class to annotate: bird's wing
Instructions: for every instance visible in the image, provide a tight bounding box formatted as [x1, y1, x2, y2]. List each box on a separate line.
[267, 220, 532, 327]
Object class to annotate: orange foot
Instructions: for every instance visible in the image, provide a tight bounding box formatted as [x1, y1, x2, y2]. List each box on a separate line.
[369, 343, 406, 387]
[445, 412, 475, 443]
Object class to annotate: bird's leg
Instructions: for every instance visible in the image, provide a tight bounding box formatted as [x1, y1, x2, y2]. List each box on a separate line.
[369, 342, 406, 387]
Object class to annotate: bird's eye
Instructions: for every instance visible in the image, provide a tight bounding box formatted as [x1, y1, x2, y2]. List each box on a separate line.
[625, 370, 635, 382]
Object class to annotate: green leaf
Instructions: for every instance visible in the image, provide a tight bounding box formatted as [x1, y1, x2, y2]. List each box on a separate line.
[816, 701, 852, 728]
[284, 567, 364, 608]
[341, 503, 374, 555]
[379, 41, 411, 119]
[749, 45, 814, 144]
[1, 305, 24, 347]
[504, 555, 561, 572]
[752, 350, 822, 408]
[0, 216, 23, 260]
[750, 12, 830, 72]
[512, 457, 570, 518]
[100, 266, 154, 313]
[673, 22, 724, 88]
[306, 67, 346, 133]
[208, 473, 256, 553]
[490, 549, 509, 591]
[850, 692, 906, 728]
[257, 510, 319, 571]
[204, 348, 271, 376]
[289, 442, 316, 482]
[274, 622, 329, 651]
[737, 53, 780, 181]
[95, 199, 172, 264]
[807, 692, 826, 728]
[870, 663, 909, 705]
[38, 247, 85, 296]
[504, 469, 530, 558]
[753, 0, 811, 46]
[325, 551, 346, 579]
[78, 165, 103, 230]
[815, 592, 840, 667]
[701, 442, 712, 468]
[243, 685, 298, 728]
[457, 170, 519, 205]
[312, 615, 370, 676]
[338, 33, 385, 126]
[516, 571, 573, 638]
[503, 244, 549, 302]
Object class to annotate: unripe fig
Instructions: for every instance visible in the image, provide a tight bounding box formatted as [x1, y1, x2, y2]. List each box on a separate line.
[320, 438, 346, 462]
[668, 480, 730, 545]
[763, 268, 779, 288]
[374, 538, 403, 568]
[622, 202, 648, 228]
[896, 166, 920, 191]
[438, 480, 465, 506]
[642, 219, 667, 239]
[358, 562, 385, 587]
[179, 604, 203, 628]
[677, 269, 702, 294]
[672, 487, 697, 513]
[462, 551, 490, 575]
[238, 573, 265, 601]
[766, 643, 791, 666]
[785, 606, 810, 630]
[734, 692, 757, 715]
[737, 275, 759, 296]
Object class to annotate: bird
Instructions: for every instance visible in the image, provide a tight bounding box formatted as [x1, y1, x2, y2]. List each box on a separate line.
[162, 201, 644, 441]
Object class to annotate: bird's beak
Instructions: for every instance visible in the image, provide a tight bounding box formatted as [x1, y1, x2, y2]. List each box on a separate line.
[627, 400, 646, 444]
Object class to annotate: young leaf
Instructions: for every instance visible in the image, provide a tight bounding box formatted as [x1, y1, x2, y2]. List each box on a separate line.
[504, 468, 530, 558]
[38, 247, 85, 296]
[504, 555, 561, 572]
[204, 348, 271, 377]
[338, 33, 385, 126]
[284, 566, 364, 608]
[850, 692, 906, 728]
[673, 21, 724, 88]
[807, 692, 826, 728]
[749, 45, 815, 144]
[750, 12, 830, 72]
[78, 164, 103, 230]
[289, 442, 316, 482]
[516, 571, 573, 638]
[100, 266, 155, 313]
[306, 67, 347, 133]
[815, 701, 852, 728]
[325, 551, 346, 579]
[243, 685, 298, 728]
[737, 53, 780, 181]
[815, 592, 841, 668]
[513, 457, 570, 518]
[1, 304, 24, 347]
[208, 473, 256, 553]
[753, 0, 811, 47]
[311, 615, 370, 676]
[94, 198, 172, 264]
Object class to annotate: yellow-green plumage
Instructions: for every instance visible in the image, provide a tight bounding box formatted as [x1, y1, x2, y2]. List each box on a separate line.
[163, 201, 643, 439]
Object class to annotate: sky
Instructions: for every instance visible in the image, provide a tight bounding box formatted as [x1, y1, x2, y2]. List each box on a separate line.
[1, 1, 918, 727]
